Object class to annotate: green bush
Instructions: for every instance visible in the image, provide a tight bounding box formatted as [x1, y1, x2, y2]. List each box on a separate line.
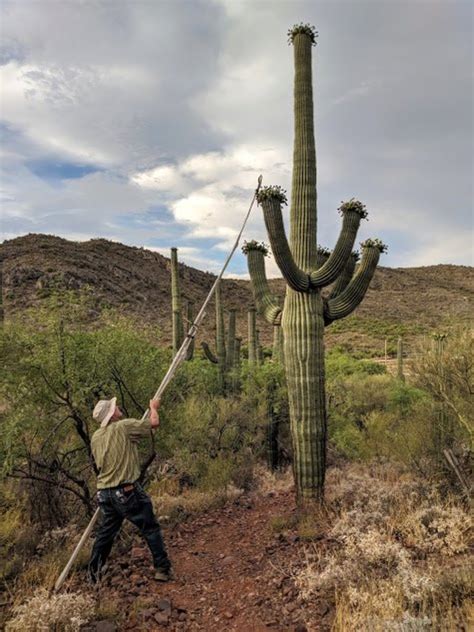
[326, 348, 386, 377]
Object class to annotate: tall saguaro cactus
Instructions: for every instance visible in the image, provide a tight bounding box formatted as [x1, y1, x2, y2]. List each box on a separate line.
[243, 25, 386, 502]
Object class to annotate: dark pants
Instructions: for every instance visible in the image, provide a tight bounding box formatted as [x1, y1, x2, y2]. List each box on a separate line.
[89, 482, 171, 581]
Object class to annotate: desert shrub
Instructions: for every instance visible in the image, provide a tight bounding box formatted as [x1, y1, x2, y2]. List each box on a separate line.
[6, 589, 94, 631]
[241, 361, 291, 466]
[326, 339, 472, 482]
[160, 392, 261, 491]
[410, 327, 473, 458]
[326, 348, 386, 377]
[0, 483, 37, 581]
[327, 373, 394, 459]
[295, 463, 471, 631]
[399, 504, 472, 556]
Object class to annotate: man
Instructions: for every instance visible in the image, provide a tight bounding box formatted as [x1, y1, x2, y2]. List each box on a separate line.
[88, 397, 172, 583]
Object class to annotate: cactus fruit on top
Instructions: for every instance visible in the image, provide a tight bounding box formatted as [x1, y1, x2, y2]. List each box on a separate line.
[243, 26, 386, 502]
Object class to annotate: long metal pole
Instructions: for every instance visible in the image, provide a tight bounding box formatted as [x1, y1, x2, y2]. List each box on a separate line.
[54, 175, 262, 592]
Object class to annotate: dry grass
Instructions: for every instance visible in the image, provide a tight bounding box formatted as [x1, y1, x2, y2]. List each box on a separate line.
[254, 464, 294, 495]
[292, 462, 472, 631]
[6, 589, 95, 631]
[151, 482, 243, 526]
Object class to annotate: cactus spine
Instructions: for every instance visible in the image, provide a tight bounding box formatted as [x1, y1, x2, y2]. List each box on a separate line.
[244, 25, 386, 502]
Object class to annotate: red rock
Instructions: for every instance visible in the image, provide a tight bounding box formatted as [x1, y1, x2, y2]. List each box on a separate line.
[157, 598, 172, 615]
[154, 611, 170, 625]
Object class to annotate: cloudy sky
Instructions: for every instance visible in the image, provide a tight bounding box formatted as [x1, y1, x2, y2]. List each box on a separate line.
[0, 0, 472, 277]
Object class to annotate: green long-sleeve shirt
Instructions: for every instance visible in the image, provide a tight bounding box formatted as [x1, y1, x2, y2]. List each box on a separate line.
[91, 418, 151, 489]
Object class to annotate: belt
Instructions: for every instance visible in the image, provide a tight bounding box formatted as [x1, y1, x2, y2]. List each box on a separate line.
[99, 481, 136, 492]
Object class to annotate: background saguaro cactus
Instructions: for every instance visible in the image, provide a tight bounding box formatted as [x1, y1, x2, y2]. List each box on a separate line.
[247, 307, 258, 366]
[272, 325, 283, 362]
[170, 247, 184, 358]
[397, 337, 405, 382]
[256, 329, 264, 365]
[0, 261, 4, 326]
[184, 299, 195, 361]
[170, 248, 194, 361]
[202, 283, 239, 393]
[244, 24, 386, 502]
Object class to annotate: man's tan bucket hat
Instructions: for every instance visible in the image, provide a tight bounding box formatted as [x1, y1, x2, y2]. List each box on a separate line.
[93, 397, 117, 428]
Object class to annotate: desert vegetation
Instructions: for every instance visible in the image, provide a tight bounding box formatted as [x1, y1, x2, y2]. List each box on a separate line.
[0, 285, 471, 630]
[0, 20, 472, 632]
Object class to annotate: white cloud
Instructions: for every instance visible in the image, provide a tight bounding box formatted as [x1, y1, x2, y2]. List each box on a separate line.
[1, 0, 472, 272]
[131, 165, 187, 192]
[147, 245, 223, 273]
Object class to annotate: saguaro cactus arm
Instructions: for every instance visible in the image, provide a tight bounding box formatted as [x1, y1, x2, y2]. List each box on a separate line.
[201, 282, 227, 364]
[289, 25, 318, 271]
[324, 240, 387, 324]
[258, 187, 310, 292]
[201, 342, 218, 363]
[316, 246, 330, 269]
[243, 240, 282, 325]
[309, 200, 367, 288]
[329, 251, 359, 299]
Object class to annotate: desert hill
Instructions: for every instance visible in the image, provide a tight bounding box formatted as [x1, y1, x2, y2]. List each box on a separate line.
[1, 233, 472, 355]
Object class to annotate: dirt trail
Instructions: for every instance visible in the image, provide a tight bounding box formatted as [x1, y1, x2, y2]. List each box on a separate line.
[82, 488, 332, 631]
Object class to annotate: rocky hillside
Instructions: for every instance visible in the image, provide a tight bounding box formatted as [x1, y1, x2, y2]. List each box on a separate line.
[1, 233, 472, 354]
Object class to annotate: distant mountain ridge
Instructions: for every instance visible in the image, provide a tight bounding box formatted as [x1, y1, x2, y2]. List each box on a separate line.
[1, 234, 472, 354]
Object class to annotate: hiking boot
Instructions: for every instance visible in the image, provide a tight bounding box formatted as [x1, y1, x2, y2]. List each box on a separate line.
[154, 568, 174, 582]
